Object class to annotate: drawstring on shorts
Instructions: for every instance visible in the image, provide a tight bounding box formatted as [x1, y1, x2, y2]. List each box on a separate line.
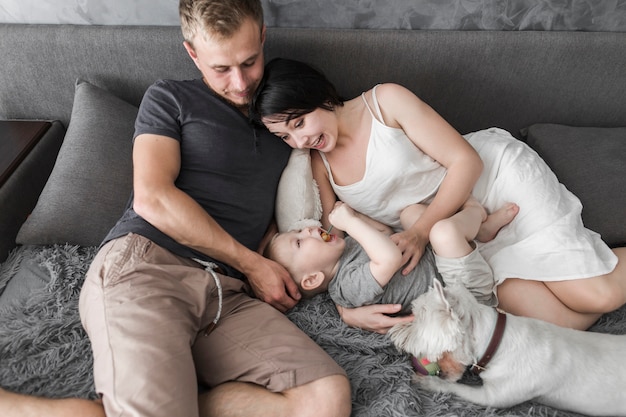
[192, 258, 223, 335]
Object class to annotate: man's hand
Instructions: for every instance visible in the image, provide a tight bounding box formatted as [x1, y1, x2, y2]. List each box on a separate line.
[390, 229, 428, 275]
[337, 303, 414, 334]
[246, 256, 301, 313]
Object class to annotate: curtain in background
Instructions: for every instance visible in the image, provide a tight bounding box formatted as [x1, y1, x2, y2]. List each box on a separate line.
[1, 0, 625, 31]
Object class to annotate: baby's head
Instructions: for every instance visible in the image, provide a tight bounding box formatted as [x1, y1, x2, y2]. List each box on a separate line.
[264, 226, 345, 297]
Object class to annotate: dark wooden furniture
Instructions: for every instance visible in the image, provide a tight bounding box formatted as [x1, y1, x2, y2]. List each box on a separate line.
[0, 120, 51, 187]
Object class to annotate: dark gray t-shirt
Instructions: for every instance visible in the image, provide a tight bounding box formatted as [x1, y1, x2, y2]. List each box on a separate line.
[329, 237, 441, 312]
[103, 79, 291, 279]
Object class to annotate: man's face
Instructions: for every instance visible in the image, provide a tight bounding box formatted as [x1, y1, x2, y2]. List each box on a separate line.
[184, 18, 266, 110]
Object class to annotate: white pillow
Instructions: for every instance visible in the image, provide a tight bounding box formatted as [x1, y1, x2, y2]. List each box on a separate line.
[275, 149, 323, 232]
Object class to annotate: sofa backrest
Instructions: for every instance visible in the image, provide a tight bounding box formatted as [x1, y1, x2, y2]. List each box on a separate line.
[2, 24, 626, 138]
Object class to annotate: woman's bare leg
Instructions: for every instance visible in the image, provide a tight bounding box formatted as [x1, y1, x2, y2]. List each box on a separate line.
[498, 248, 626, 329]
[496, 279, 602, 330]
[546, 247, 626, 313]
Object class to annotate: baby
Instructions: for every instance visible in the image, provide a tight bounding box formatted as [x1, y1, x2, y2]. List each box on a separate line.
[265, 198, 518, 312]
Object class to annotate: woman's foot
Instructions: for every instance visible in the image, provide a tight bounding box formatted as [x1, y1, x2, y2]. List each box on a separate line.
[476, 202, 519, 242]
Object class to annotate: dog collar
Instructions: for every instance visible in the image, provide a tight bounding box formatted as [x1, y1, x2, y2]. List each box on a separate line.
[457, 309, 507, 386]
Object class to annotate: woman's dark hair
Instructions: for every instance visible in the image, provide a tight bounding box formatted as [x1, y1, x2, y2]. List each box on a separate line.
[250, 58, 344, 124]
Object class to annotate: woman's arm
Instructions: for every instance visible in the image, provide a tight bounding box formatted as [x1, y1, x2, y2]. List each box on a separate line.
[372, 83, 483, 274]
[311, 150, 341, 232]
[337, 304, 415, 334]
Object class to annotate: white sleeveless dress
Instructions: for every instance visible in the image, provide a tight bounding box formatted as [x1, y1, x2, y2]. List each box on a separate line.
[319, 86, 616, 284]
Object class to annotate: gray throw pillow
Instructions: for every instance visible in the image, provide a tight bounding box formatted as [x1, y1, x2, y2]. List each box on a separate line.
[16, 80, 136, 247]
[522, 124, 626, 247]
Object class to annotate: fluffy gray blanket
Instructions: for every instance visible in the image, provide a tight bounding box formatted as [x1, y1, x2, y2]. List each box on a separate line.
[1, 244, 624, 416]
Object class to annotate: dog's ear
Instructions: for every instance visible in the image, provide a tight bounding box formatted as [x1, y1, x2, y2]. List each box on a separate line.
[388, 321, 414, 353]
[433, 279, 452, 312]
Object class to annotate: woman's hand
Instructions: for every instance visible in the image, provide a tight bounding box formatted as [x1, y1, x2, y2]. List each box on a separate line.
[337, 304, 414, 334]
[390, 229, 429, 275]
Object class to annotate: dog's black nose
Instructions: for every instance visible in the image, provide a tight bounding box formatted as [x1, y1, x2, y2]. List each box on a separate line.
[457, 366, 483, 386]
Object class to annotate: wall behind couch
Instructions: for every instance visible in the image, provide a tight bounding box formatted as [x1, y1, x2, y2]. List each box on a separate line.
[1, 0, 625, 31]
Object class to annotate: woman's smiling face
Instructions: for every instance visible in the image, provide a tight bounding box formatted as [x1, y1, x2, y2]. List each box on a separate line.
[263, 108, 338, 152]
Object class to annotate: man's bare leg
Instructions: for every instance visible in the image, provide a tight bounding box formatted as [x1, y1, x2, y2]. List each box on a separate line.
[0, 388, 104, 417]
[3, 373, 352, 417]
[199, 375, 351, 417]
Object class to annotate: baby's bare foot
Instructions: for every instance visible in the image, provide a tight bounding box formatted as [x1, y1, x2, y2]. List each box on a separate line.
[476, 203, 519, 242]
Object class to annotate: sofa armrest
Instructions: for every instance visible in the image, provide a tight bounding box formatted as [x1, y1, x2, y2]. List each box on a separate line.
[0, 121, 65, 261]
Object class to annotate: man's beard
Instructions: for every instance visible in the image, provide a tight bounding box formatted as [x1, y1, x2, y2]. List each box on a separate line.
[203, 78, 252, 113]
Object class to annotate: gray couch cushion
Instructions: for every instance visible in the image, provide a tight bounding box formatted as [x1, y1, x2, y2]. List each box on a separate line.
[523, 123, 626, 247]
[16, 80, 135, 247]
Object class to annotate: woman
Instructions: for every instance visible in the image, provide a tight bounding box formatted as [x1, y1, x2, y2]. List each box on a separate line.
[251, 58, 626, 332]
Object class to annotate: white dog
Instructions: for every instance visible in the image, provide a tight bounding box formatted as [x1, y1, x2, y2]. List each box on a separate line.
[388, 280, 626, 416]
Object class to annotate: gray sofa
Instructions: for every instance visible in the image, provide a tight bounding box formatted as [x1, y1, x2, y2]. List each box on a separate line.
[1, 24, 625, 417]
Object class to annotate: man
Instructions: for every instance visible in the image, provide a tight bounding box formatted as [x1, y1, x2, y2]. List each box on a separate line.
[0, 1, 350, 416]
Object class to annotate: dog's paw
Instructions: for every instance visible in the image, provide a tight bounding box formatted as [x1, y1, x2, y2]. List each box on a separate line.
[414, 375, 449, 393]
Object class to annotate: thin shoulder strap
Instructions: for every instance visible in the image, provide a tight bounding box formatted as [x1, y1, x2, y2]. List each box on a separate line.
[361, 84, 387, 125]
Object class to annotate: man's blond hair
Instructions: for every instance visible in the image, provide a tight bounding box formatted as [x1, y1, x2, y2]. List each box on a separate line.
[179, 0, 264, 45]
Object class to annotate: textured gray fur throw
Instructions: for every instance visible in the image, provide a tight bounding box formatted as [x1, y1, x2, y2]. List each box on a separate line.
[1, 244, 625, 417]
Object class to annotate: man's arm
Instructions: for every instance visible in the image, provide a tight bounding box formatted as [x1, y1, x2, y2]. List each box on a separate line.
[132, 134, 300, 311]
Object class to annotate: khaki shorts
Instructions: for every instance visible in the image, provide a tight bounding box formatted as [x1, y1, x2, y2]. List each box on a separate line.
[79, 233, 344, 417]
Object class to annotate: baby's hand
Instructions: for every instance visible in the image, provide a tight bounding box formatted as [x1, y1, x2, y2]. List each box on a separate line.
[329, 201, 356, 229]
